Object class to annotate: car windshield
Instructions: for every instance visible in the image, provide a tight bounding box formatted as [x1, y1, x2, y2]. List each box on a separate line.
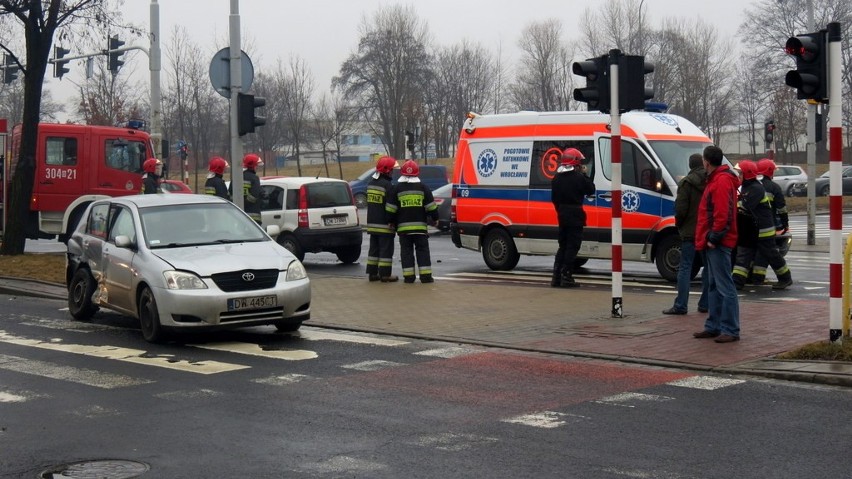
[648, 140, 731, 182]
[140, 202, 268, 249]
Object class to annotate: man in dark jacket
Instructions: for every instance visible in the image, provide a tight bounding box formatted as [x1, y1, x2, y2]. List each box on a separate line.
[386, 160, 439, 284]
[751, 158, 790, 284]
[550, 147, 596, 288]
[694, 146, 740, 343]
[228, 153, 266, 224]
[140, 158, 163, 194]
[663, 153, 709, 315]
[204, 157, 230, 200]
[365, 156, 399, 282]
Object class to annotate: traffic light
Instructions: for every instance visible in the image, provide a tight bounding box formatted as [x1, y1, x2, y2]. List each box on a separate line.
[572, 56, 610, 113]
[619, 55, 654, 112]
[237, 92, 266, 136]
[108, 35, 125, 72]
[764, 119, 775, 145]
[785, 30, 827, 102]
[53, 46, 71, 79]
[3, 54, 19, 84]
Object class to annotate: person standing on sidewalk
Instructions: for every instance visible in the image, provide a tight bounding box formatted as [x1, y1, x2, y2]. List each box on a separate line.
[750, 158, 790, 285]
[365, 156, 399, 282]
[694, 146, 740, 343]
[386, 160, 439, 284]
[204, 157, 231, 200]
[663, 153, 709, 315]
[550, 147, 596, 288]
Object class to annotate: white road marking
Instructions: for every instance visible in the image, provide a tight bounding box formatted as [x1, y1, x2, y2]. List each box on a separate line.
[340, 360, 405, 371]
[71, 405, 123, 418]
[286, 329, 409, 346]
[595, 392, 674, 407]
[0, 330, 249, 375]
[0, 389, 45, 403]
[252, 373, 310, 386]
[414, 346, 477, 358]
[502, 411, 587, 429]
[297, 456, 388, 475]
[189, 342, 318, 360]
[155, 388, 223, 400]
[0, 353, 151, 389]
[414, 433, 499, 451]
[667, 376, 746, 390]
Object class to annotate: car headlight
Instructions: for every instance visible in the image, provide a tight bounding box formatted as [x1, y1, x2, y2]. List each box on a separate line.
[163, 271, 207, 290]
[286, 260, 307, 281]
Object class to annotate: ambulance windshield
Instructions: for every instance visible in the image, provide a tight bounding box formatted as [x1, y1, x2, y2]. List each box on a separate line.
[648, 140, 730, 182]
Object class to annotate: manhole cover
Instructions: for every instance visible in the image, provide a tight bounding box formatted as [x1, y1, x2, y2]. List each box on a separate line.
[40, 460, 149, 478]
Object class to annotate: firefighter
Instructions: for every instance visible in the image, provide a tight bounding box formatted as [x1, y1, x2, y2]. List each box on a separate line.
[732, 160, 792, 290]
[204, 157, 231, 200]
[386, 160, 439, 284]
[365, 155, 399, 282]
[750, 158, 790, 284]
[140, 157, 163, 194]
[229, 153, 266, 224]
[550, 147, 596, 287]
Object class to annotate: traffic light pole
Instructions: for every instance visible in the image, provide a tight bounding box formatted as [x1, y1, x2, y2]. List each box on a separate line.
[827, 22, 843, 344]
[608, 50, 623, 319]
[806, 0, 817, 247]
[229, 0, 244, 210]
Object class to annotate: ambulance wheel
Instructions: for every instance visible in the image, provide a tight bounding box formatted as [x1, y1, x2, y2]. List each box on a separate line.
[482, 228, 520, 271]
[655, 235, 681, 283]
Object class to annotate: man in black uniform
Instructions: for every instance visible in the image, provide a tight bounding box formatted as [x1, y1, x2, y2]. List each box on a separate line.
[751, 158, 790, 284]
[365, 156, 399, 282]
[229, 153, 266, 224]
[204, 157, 231, 200]
[140, 158, 163, 194]
[386, 160, 439, 284]
[550, 147, 596, 288]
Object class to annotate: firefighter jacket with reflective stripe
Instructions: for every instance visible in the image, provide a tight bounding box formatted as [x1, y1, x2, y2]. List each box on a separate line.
[738, 178, 776, 239]
[366, 175, 396, 235]
[141, 173, 160, 194]
[386, 181, 438, 235]
[205, 174, 230, 200]
[228, 169, 264, 215]
[760, 177, 788, 230]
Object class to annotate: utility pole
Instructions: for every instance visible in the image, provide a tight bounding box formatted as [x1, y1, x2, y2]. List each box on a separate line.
[149, 0, 162, 164]
[229, 0, 244, 209]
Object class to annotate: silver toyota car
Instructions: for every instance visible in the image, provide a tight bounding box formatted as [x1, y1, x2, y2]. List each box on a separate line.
[66, 194, 311, 342]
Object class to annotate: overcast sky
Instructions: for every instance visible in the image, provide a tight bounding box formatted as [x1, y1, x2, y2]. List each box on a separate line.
[48, 0, 758, 114]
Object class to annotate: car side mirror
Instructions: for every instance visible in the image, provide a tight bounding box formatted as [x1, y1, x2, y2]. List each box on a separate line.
[114, 235, 134, 249]
[266, 225, 281, 237]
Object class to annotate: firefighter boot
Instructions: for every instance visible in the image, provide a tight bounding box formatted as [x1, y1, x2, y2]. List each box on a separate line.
[380, 275, 399, 283]
[420, 274, 434, 284]
[773, 271, 793, 290]
[550, 259, 563, 287]
[368, 274, 380, 282]
[560, 268, 579, 288]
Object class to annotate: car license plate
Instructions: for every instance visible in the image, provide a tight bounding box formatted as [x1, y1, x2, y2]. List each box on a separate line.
[227, 295, 277, 311]
[323, 215, 347, 226]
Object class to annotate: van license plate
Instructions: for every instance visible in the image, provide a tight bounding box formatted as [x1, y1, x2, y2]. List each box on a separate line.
[228, 295, 277, 311]
[323, 215, 347, 226]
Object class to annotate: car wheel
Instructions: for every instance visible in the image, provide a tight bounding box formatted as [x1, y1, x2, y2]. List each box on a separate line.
[278, 234, 305, 261]
[786, 185, 796, 197]
[336, 245, 361, 264]
[820, 184, 831, 196]
[68, 268, 98, 321]
[482, 228, 520, 271]
[138, 286, 165, 343]
[655, 235, 681, 283]
[274, 319, 302, 332]
[354, 193, 367, 209]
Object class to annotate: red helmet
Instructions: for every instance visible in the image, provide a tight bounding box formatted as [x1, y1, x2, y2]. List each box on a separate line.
[757, 158, 776, 178]
[209, 157, 228, 175]
[400, 159, 419, 177]
[739, 160, 759, 181]
[242, 153, 263, 170]
[143, 157, 162, 174]
[561, 148, 585, 167]
[376, 155, 397, 174]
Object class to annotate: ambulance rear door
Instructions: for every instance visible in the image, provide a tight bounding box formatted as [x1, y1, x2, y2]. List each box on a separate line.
[34, 126, 85, 215]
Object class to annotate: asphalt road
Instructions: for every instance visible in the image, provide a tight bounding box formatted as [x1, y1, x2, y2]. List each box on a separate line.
[1, 295, 851, 478]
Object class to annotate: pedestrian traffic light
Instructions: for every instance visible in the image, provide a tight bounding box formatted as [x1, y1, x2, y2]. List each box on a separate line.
[619, 55, 655, 112]
[785, 30, 827, 102]
[3, 54, 19, 84]
[572, 56, 609, 113]
[53, 46, 71, 79]
[108, 35, 125, 72]
[237, 92, 266, 136]
[764, 119, 775, 145]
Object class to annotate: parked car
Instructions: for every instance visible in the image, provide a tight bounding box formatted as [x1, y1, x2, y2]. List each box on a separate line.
[790, 166, 852, 197]
[259, 177, 362, 263]
[159, 179, 193, 194]
[770, 165, 807, 196]
[432, 183, 452, 232]
[66, 194, 311, 343]
[349, 164, 448, 208]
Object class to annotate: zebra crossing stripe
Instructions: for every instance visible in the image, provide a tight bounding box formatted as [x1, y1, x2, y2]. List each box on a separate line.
[0, 353, 151, 389]
[666, 376, 746, 390]
[189, 342, 318, 360]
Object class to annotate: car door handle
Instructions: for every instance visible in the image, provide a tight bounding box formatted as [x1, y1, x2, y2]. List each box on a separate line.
[273, 215, 281, 219]
[100, 183, 113, 187]
[598, 192, 612, 200]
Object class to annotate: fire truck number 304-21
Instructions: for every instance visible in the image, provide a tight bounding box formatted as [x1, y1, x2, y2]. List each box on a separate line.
[45, 167, 77, 180]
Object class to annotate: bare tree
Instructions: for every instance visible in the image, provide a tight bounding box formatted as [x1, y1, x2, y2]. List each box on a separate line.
[0, 0, 121, 255]
[73, 58, 144, 125]
[579, 0, 650, 57]
[276, 55, 314, 176]
[334, 5, 432, 160]
[508, 19, 571, 111]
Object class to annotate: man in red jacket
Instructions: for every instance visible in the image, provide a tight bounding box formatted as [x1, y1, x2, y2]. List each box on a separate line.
[693, 146, 740, 343]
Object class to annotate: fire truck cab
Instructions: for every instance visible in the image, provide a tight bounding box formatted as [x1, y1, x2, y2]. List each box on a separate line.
[3, 123, 154, 242]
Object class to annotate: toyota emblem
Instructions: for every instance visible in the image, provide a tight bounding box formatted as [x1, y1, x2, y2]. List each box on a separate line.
[242, 272, 256, 282]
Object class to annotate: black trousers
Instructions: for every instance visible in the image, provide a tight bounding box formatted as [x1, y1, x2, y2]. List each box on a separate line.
[399, 234, 432, 279]
[366, 234, 395, 277]
[555, 213, 585, 272]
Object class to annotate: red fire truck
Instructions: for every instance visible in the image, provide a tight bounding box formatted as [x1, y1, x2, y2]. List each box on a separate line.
[1, 122, 154, 242]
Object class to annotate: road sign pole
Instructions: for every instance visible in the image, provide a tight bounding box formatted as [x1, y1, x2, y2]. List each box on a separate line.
[229, 0, 244, 210]
[827, 22, 843, 344]
[609, 49, 623, 319]
[149, 0, 162, 166]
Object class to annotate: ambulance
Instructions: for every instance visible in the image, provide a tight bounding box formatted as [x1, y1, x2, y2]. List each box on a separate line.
[2, 122, 154, 242]
[450, 109, 720, 282]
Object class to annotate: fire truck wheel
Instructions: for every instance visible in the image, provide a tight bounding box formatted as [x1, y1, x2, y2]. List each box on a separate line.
[655, 235, 681, 283]
[482, 228, 520, 271]
[68, 268, 98, 321]
[138, 286, 166, 343]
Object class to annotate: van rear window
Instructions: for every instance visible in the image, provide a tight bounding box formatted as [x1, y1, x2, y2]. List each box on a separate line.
[306, 183, 352, 208]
